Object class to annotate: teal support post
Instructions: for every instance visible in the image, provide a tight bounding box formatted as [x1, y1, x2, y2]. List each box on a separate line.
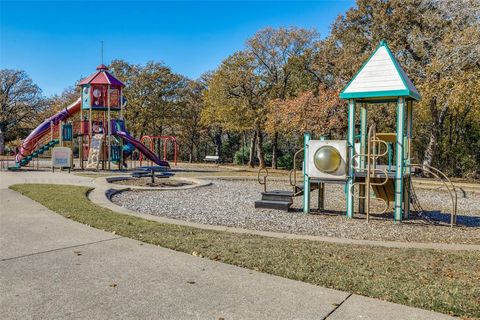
[111, 145, 121, 162]
[346, 99, 356, 218]
[303, 133, 311, 214]
[62, 123, 73, 141]
[394, 97, 406, 222]
[404, 100, 413, 219]
[358, 103, 367, 213]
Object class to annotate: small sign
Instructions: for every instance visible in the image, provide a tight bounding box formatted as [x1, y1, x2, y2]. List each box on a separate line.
[52, 147, 72, 168]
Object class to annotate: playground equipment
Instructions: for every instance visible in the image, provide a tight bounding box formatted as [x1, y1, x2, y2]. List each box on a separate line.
[140, 135, 178, 166]
[10, 65, 169, 171]
[256, 40, 457, 226]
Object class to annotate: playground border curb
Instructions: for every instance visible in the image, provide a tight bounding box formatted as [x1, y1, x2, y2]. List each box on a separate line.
[88, 184, 480, 252]
[93, 176, 212, 191]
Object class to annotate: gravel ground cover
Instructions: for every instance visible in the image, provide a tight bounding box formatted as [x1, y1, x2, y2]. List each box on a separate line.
[112, 178, 480, 245]
[112, 177, 192, 188]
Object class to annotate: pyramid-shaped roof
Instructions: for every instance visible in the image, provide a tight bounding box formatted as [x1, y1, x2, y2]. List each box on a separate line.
[78, 64, 125, 87]
[340, 41, 420, 101]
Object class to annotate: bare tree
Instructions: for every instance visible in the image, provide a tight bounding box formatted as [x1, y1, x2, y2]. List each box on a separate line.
[0, 69, 44, 153]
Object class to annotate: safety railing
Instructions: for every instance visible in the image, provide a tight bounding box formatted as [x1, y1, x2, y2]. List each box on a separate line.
[140, 135, 179, 166]
[289, 147, 304, 192]
[409, 164, 457, 227]
[16, 123, 58, 159]
[351, 125, 391, 221]
[257, 167, 269, 192]
[0, 154, 15, 169]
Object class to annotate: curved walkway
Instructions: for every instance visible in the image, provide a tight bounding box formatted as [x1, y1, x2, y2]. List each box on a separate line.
[1, 170, 458, 319]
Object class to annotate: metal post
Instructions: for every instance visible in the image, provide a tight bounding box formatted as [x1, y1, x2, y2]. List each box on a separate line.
[366, 127, 372, 222]
[359, 103, 367, 213]
[150, 139, 154, 166]
[303, 132, 311, 214]
[50, 120, 54, 141]
[346, 99, 356, 218]
[394, 97, 406, 222]
[59, 121, 63, 147]
[404, 100, 413, 218]
[318, 183, 325, 210]
[79, 136, 84, 170]
[89, 105, 93, 162]
[80, 88, 83, 170]
[120, 88, 123, 120]
[107, 85, 111, 170]
[163, 138, 167, 161]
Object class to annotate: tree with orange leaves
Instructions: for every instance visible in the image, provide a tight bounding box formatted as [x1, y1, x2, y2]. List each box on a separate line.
[266, 86, 347, 139]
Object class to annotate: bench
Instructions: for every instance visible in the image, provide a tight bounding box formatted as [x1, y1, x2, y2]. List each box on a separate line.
[204, 155, 220, 164]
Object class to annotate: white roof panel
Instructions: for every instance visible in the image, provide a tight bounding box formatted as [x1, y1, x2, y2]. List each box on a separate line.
[340, 41, 420, 100]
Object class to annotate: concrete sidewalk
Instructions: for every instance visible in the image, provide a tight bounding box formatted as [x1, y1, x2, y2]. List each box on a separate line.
[0, 171, 456, 319]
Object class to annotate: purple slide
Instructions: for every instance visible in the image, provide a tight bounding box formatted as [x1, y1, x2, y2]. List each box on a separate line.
[111, 120, 169, 168]
[16, 98, 82, 164]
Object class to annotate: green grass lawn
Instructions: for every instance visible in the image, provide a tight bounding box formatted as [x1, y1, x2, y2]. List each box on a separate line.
[10, 184, 480, 319]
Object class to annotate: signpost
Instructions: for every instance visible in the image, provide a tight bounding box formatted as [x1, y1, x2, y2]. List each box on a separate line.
[52, 147, 72, 172]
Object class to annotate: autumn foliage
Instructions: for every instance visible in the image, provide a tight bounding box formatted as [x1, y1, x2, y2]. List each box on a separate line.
[266, 86, 346, 138]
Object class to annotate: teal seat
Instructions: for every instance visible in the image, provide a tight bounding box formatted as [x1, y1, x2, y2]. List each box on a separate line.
[20, 159, 28, 166]
[38, 149, 44, 154]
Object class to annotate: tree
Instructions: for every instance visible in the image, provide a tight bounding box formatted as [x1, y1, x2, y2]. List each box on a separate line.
[266, 86, 346, 138]
[310, 0, 480, 177]
[109, 60, 186, 139]
[0, 69, 45, 153]
[39, 86, 78, 122]
[247, 27, 319, 168]
[203, 51, 268, 167]
[177, 78, 207, 162]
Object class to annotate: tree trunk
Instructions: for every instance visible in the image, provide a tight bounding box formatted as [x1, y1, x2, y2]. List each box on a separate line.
[422, 128, 438, 168]
[214, 130, 222, 160]
[271, 131, 278, 169]
[248, 131, 256, 168]
[256, 125, 266, 168]
[0, 125, 5, 155]
[242, 131, 247, 165]
[188, 137, 194, 163]
[423, 101, 448, 170]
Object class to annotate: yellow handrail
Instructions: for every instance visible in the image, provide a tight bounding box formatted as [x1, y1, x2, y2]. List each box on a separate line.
[351, 124, 391, 221]
[289, 147, 304, 189]
[257, 167, 269, 192]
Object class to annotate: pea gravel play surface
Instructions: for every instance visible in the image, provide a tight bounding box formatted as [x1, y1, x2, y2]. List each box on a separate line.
[112, 178, 480, 245]
[111, 177, 193, 188]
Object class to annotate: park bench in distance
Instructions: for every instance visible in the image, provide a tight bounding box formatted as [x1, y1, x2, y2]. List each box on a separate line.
[204, 155, 220, 164]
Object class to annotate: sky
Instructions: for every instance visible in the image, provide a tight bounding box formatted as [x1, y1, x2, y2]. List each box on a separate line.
[1, 1, 354, 96]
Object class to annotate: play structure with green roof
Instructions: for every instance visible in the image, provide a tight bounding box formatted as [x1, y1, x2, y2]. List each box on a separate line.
[256, 41, 457, 225]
